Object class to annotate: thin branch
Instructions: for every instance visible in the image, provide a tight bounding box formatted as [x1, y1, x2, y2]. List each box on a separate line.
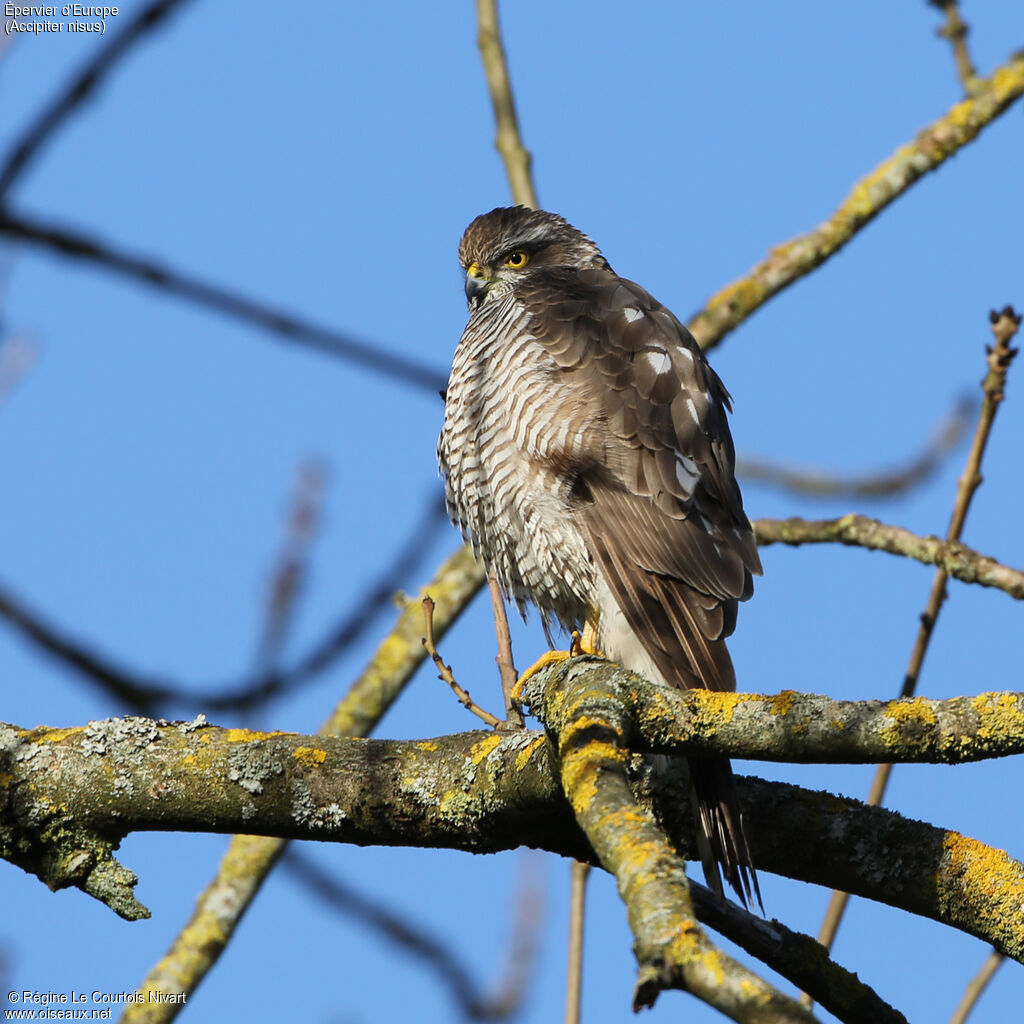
[737, 396, 975, 498]
[930, 0, 983, 97]
[754, 515, 1024, 600]
[488, 570, 523, 726]
[122, 543, 487, 1023]
[687, 54, 1024, 351]
[564, 861, 589, 1024]
[0, 332, 38, 408]
[283, 848, 540, 1021]
[0, 497, 451, 715]
[0, 0, 193, 200]
[948, 950, 1005, 1024]
[251, 461, 326, 676]
[815, 308, 1020, 959]
[688, 882, 908, 1024]
[0, 209, 447, 393]
[475, 0, 538, 209]
[423, 596, 502, 728]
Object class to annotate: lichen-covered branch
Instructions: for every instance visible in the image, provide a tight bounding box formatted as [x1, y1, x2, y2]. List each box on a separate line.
[754, 515, 1024, 600]
[544, 657, 813, 1020]
[688, 882, 908, 1024]
[476, 0, 538, 209]
[687, 54, 1024, 351]
[524, 659, 1024, 765]
[4, 713, 1024, 963]
[122, 543, 486, 1022]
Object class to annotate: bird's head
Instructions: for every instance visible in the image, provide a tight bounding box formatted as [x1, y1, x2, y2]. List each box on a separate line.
[457, 206, 607, 309]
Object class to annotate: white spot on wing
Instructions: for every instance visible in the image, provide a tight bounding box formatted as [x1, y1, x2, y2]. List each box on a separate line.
[675, 346, 694, 364]
[643, 349, 672, 375]
[674, 454, 699, 492]
[623, 307, 644, 323]
[685, 397, 700, 425]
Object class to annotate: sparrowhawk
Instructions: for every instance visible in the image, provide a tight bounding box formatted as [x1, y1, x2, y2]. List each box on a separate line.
[437, 206, 762, 906]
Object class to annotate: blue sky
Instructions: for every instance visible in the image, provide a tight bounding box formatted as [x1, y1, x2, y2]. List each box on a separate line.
[2, 2, 1023, 1022]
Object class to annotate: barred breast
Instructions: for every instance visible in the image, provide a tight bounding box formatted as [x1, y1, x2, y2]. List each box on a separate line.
[438, 294, 595, 631]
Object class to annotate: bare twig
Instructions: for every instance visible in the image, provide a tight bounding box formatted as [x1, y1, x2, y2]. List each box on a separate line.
[0, 210, 447, 393]
[251, 462, 326, 675]
[0, 333, 37, 408]
[737, 396, 975, 498]
[688, 54, 1024, 351]
[564, 861, 589, 1024]
[0, 0, 193, 200]
[812, 307, 1020, 967]
[423, 596, 502, 728]
[476, 0, 538, 209]
[488, 570, 523, 726]
[930, 0, 983, 97]
[754, 515, 1024, 600]
[283, 848, 539, 1020]
[948, 950, 1005, 1024]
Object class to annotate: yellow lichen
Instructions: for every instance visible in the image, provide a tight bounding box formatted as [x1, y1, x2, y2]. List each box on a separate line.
[415, 740, 439, 752]
[222, 728, 288, 744]
[468, 733, 502, 764]
[293, 746, 327, 769]
[34, 727, 84, 744]
[972, 692, 1023, 741]
[514, 735, 547, 771]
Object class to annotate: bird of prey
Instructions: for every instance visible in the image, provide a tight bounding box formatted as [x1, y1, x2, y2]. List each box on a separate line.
[437, 206, 762, 906]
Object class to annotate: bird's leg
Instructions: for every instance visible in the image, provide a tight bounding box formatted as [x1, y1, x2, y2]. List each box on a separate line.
[511, 618, 603, 704]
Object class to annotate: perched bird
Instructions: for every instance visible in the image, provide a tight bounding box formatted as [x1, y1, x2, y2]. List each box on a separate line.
[437, 206, 762, 906]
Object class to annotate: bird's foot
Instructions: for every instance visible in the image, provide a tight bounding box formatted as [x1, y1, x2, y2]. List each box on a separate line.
[511, 627, 604, 705]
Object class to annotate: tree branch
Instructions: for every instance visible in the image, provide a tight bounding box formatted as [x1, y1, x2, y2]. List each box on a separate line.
[687, 54, 1024, 351]
[547, 659, 817, 1021]
[523, 658, 1024, 765]
[475, 0, 538, 210]
[0, 209, 447, 393]
[5, 714, 1023, 963]
[754, 515, 1024, 600]
[929, 0, 983, 97]
[737, 395, 975, 498]
[0, 0, 193, 200]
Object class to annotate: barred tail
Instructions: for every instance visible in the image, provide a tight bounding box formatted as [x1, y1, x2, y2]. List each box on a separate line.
[688, 756, 762, 911]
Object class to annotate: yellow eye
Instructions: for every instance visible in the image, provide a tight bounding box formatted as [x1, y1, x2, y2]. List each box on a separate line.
[504, 250, 530, 269]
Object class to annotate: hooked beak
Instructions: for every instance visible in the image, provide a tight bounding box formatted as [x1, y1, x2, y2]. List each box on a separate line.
[465, 261, 491, 303]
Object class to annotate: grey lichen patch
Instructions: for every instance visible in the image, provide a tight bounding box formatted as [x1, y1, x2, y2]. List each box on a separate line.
[14, 742, 42, 766]
[82, 723, 108, 758]
[112, 773, 134, 797]
[289, 779, 348, 830]
[227, 741, 284, 796]
[177, 713, 208, 734]
[82, 717, 161, 758]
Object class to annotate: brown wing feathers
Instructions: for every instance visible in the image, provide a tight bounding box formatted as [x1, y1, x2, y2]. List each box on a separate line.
[526, 265, 762, 906]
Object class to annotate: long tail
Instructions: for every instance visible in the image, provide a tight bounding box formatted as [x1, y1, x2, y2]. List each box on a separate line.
[687, 756, 762, 911]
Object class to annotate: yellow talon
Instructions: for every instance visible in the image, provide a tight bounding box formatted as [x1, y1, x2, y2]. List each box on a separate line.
[510, 648, 574, 704]
[511, 621, 605, 705]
